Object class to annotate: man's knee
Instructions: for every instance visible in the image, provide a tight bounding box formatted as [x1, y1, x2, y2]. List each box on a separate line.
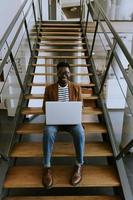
[71, 125, 85, 138]
[44, 126, 57, 140]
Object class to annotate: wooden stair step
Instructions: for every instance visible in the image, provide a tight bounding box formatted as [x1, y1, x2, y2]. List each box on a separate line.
[4, 196, 121, 200]
[28, 83, 48, 86]
[32, 63, 90, 67]
[21, 107, 43, 115]
[4, 165, 120, 188]
[31, 32, 82, 35]
[33, 56, 88, 59]
[36, 27, 81, 31]
[25, 94, 44, 99]
[16, 123, 107, 135]
[34, 48, 86, 52]
[24, 94, 98, 100]
[27, 83, 95, 87]
[83, 123, 107, 133]
[32, 36, 83, 40]
[82, 94, 98, 100]
[83, 107, 102, 115]
[38, 42, 86, 46]
[39, 23, 81, 27]
[21, 107, 102, 115]
[30, 72, 92, 76]
[10, 142, 113, 158]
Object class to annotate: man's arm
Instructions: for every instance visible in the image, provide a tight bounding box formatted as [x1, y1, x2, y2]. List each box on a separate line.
[77, 85, 82, 101]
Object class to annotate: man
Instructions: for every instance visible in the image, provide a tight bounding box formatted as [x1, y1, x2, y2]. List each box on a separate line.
[42, 62, 85, 188]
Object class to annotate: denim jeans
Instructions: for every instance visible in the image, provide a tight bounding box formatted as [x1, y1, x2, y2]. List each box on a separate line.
[43, 124, 85, 167]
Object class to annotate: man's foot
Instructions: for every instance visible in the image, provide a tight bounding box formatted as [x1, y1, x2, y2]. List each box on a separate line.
[70, 165, 83, 186]
[42, 167, 53, 189]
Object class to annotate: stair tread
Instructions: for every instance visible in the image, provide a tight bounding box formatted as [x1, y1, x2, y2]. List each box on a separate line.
[21, 107, 102, 115]
[28, 83, 95, 87]
[38, 42, 86, 46]
[32, 64, 90, 67]
[24, 94, 98, 100]
[30, 72, 92, 76]
[10, 142, 112, 157]
[31, 32, 82, 35]
[35, 36, 83, 40]
[34, 48, 86, 52]
[39, 24, 81, 27]
[83, 123, 107, 133]
[16, 123, 107, 134]
[33, 56, 88, 59]
[4, 196, 121, 200]
[36, 27, 81, 30]
[4, 165, 120, 188]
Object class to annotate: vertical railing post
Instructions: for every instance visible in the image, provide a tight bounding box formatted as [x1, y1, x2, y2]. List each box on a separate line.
[98, 40, 117, 95]
[9, 51, 25, 94]
[81, 0, 84, 22]
[85, 2, 90, 36]
[38, 0, 43, 21]
[89, 14, 100, 57]
[32, 0, 39, 38]
[24, 18, 32, 56]
[80, 0, 82, 22]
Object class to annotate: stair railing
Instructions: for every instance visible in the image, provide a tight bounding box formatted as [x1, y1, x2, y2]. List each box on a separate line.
[0, 0, 42, 192]
[116, 139, 133, 160]
[80, 0, 133, 199]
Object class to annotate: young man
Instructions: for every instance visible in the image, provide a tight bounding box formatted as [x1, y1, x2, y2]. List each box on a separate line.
[42, 62, 85, 188]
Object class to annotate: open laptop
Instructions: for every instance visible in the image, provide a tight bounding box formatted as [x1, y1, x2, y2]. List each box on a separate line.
[45, 101, 82, 125]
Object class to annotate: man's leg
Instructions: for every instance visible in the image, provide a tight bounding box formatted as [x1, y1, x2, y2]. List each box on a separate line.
[42, 125, 58, 188]
[66, 124, 85, 185]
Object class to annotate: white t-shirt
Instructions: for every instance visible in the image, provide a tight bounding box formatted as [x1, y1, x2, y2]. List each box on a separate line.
[58, 84, 69, 102]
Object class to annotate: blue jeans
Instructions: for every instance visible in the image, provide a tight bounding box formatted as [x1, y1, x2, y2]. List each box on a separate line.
[43, 124, 85, 167]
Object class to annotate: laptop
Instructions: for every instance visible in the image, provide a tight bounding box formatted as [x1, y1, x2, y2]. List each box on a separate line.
[45, 101, 82, 125]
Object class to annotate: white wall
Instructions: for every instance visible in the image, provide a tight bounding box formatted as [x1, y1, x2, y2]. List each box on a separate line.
[115, 0, 133, 20]
[0, 0, 21, 38]
[42, 0, 48, 20]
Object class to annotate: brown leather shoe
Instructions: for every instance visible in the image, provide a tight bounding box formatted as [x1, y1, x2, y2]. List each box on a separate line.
[42, 167, 53, 189]
[70, 165, 83, 186]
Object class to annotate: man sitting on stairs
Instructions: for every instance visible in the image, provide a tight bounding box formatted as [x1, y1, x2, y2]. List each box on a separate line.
[42, 61, 85, 188]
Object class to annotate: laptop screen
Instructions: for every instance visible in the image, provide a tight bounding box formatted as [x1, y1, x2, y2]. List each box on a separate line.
[45, 101, 82, 125]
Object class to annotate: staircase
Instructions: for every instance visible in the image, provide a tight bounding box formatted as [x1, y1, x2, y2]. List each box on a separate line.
[3, 21, 122, 200]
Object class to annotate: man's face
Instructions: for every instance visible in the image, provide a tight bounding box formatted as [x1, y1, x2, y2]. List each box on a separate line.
[57, 66, 71, 87]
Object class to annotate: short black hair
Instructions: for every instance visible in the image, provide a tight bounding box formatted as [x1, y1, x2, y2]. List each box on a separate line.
[56, 62, 70, 70]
